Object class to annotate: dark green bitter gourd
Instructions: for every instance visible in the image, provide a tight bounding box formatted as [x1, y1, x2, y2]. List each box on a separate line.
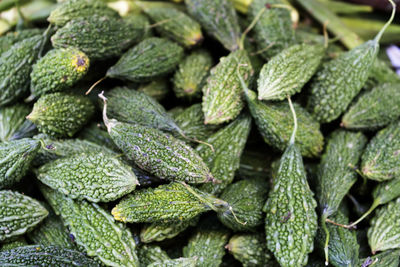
[138, 244, 170, 267]
[30, 48, 90, 97]
[364, 59, 400, 90]
[248, 0, 296, 60]
[0, 190, 48, 241]
[9, 120, 38, 141]
[1, 236, 27, 251]
[307, 2, 396, 123]
[360, 250, 400, 267]
[368, 198, 400, 253]
[244, 88, 324, 158]
[51, 15, 143, 60]
[138, 78, 169, 102]
[0, 28, 43, 55]
[0, 138, 40, 189]
[48, 0, 120, 27]
[40, 185, 139, 267]
[0, 245, 101, 266]
[226, 233, 273, 267]
[202, 49, 253, 125]
[185, 0, 241, 51]
[137, 2, 203, 48]
[37, 152, 138, 202]
[148, 257, 198, 267]
[361, 120, 400, 181]
[0, 103, 30, 142]
[0, 35, 43, 107]
[112, 182, 229, 224]
[27, 92, 94, 138]
[173, 49, 213, 100]
[78, 122, 120, 152]
[197, 114, 252, 195]
[106, 37, 184, 82]
[257, 43, 325, 101]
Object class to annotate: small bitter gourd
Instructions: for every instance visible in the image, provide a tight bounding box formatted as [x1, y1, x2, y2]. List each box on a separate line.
[138, 244, 170, 267]
[1, 236, 27, 251]
[0, 190, 48, 241]
[0, 103, 30, 142]
[27, 92, 94, 138]
[360, 250, 400, 267]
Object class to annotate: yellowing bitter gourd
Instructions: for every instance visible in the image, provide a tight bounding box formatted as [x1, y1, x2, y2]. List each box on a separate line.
[40, 186, 139, 267]
[37, 152, 138, 202]
[27, 93, 94, 138]
[0, 190, 48, 241]
[202, 49, 253, 125]
[0, 104, 30, 142]
[30, 48, 90, 97]
[257, 43, 325, 101]
[0, 138, 40, 189]
[185, 0, 241, 51]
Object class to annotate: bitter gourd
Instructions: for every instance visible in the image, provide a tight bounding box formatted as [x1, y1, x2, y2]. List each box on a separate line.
[148, 257, 198, 267]
[364, 59, 400, 90]
[138, 78, 169, 102]
[173, 50, 213, 100]
[138, 244, 170, 266]
[202, 49, 253, 125]
[0, 103, 30, 142]
[78, 122, 120, 152]
[360, 250, 400, 267]
[106, 37, 184, 82]
[40, 185, 139, 266]
[27, 92, 94, 138]
[0, 190, 48, 241]
[37, 152, 138, 202]
[0, 28, 43, 55]
[257, 43, 325, 101]
[0, 138, 40, 189]
[196, 114, 251, 195]
[30, 48, 90, 97]
[185, 0, 241, 51]
[361, 120, 400, 181]
[1, 236, 27, 251]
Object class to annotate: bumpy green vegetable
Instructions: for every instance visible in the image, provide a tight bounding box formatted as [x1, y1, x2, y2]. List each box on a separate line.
[342, 83, 400, 130]
[138, 2, 203, 47]
[112, 182, 228, 223]
[37, 152, 138, 202]
[148, 257, 198, 267]
[78, 122, 119, 152]
[361, 121, 400, 181]
[40, 186, 139, 267]
[257, 43, 325, 101]
[27, 93, 94, 138]
[0, 138, 40, 189]
[138, 78, 169, 102]
[52, 15, 142, 60]
[0, 190, 48, 241]
[48, 0, 119, 27]
[107, 37, 184, 82]
[30, 48, 90, 96]
[138, 244, 170, 267]
[368, 198, 400, 253]
[185, 0, 241, 51]
[0, 28, 43, 55]
[248, 0, 296, 59]
[9, 120, 37, 141]
[1, 236, 27, 251]
[173, 50, 213, 100]
[245, 88, 323, 158]
[0, 245, 101, 266]
[202, 50, 253, 125]
[365, 59, 400, 90]
[182, 219, 229, 267]
[218, 178, 268, 231]
[197, 114, 252, 195]
[0, 104, 30, 142]
[226, 233, 273, 267]
[360, 250, 400, 267]
[0, 35, 42, 107]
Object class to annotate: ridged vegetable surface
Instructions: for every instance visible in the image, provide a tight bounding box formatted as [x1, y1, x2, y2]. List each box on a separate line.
[27, 93, 94, 138]
[112, 182, 228, 223]
[107, 37, 184, 82]
[0, 28, 43, 55]
[78, 123, 119, 152]
[173, 50, 213, 100]
[202, 49, 253, 125]
[197, 114, 251, 195]
[138, 78, 169, 102]
[361, 120, 400, 181]
[360, 250, 400, 267]
[48, 0, 119, 27]
[185, 0, 241, 51]
[0, 138, 40, 189]
[138, 244, 170, 267]
[365, 59, 400, 90]
[257, 43, 325, 101]
[218, 178, 268, 231]
[30, 48, 90, 96]
[51, 15, 142, 60]
[40, 186, 139, 267]
[0, 104, 30, 142]
[342, 83, 400, 130]
[248, 0, 296, 59]
[0, 190, 48, 241]
[0, 245, 101, 266]
[1, 236, 27, 251]
[148, 257, 198, 267]
[37, 152, 138, 202]
[0, 35, 42, 107]
[245, 88, 323, 158]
